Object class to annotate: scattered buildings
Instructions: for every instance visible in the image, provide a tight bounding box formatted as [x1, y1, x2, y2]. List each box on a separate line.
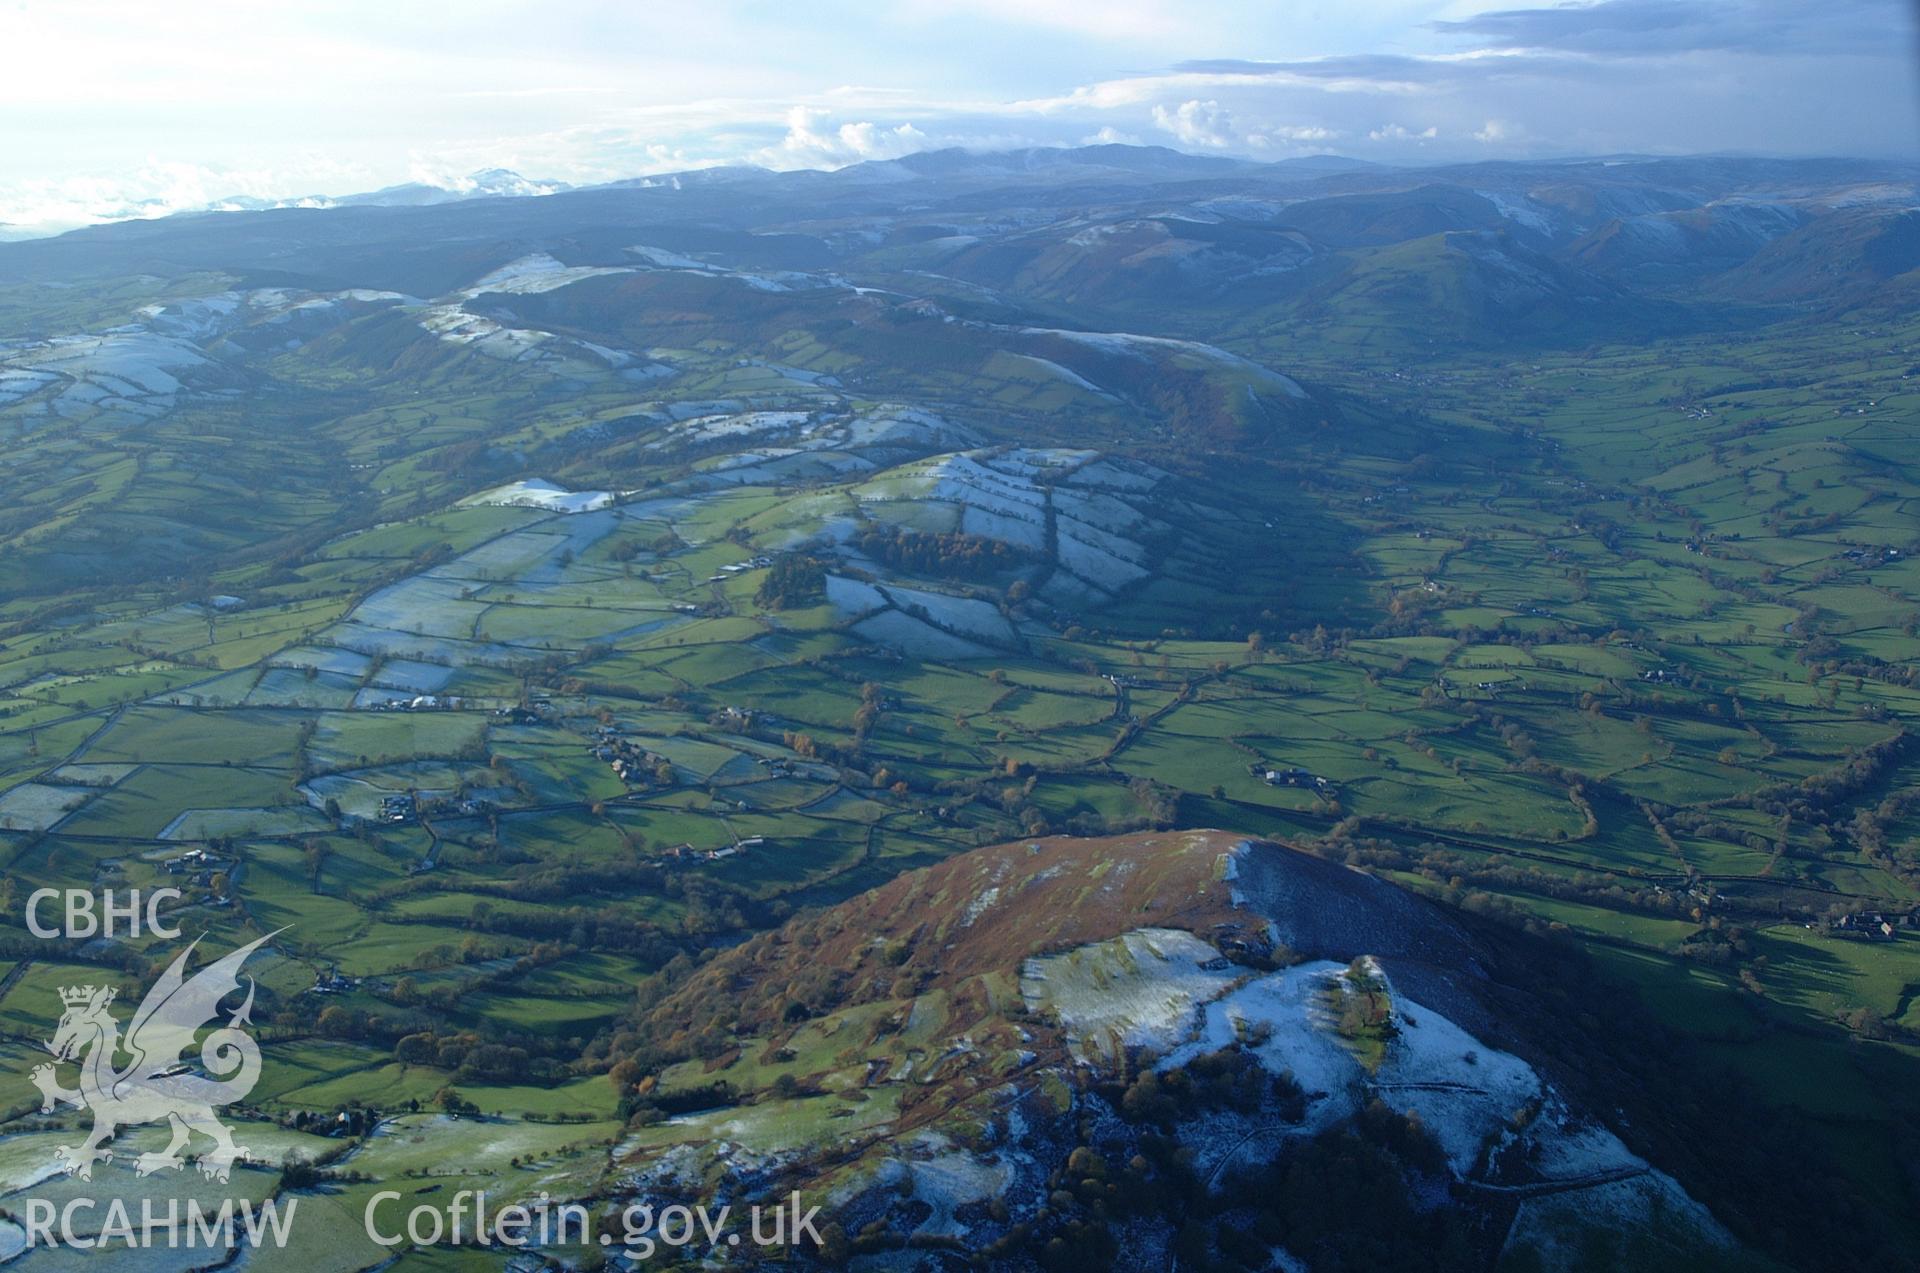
[1257, 765, 1335, 794]
[374, 694, 460, 712]
[590, 726, 669, 786]
[161, 847, 232, 885]
[1830, 912, 1899, 941]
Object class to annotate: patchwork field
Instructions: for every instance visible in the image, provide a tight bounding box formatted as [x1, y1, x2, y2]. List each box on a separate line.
[0, 159, 1915, 1268]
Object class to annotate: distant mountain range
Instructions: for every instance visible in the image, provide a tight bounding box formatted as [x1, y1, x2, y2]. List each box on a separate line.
[209, 166, 573, 214]
[3, 146, 1912, 346]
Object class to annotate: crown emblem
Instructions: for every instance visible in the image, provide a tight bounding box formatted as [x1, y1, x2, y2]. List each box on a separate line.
[58, 985, 111, 1008]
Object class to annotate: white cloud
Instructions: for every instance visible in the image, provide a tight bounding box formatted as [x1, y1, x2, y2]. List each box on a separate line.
[752, 107, 931, 170]
[0, 157, 377, 238]
[0, 0, 1910, 236]
[1151, 99, 1239, 149]
[1151, 100, 1344, 153]
[1367, 123, 1439, 143]
[1266, 124, 1341, 143]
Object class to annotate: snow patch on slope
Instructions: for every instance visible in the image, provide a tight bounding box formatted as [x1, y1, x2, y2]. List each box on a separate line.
[463, 479, 617, 514]
[463, 252, 630, 296]
[1021, 927, 1240, 1063]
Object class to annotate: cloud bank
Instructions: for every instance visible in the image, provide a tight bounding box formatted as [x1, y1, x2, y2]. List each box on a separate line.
[0, 0, 1913, 237]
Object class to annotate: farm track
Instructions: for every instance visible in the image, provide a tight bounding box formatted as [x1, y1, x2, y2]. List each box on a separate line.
[1463, 1164, 1650, 1198]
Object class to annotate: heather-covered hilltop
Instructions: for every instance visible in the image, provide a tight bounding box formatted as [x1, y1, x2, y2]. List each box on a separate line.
[595, 830, 1816, 1270]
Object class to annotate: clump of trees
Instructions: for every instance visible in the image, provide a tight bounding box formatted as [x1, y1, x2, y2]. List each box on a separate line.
[755, 554, 826, 609]
[853, 525, 1026, 580]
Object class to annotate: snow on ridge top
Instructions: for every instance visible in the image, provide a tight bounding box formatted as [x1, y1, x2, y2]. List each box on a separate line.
[1158, 955, 1545, 1162]
[133, 287, 412, 340]
[1002, 352, 1115, 397]
[10, 329, 213, 397]
[1477, 190, 1555, 234]
[462, 252, 630, 297]
[1016, 325, 1309, 399]
[1025, 923, 1564, 1175]
[463, 478, 617, 514]
[627, 244, 715, 271]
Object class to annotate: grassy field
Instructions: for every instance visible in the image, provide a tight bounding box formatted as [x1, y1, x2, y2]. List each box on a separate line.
[0, 234, 1914, 1268]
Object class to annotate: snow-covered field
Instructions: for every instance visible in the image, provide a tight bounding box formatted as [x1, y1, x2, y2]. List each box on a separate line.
[1055, 526, 1150, 592]
[464, 479, 617, 514]
[845, 447, 1174, 603]
[368, 658, 458, 693]
[0, 782, 93, 831]
[851, 610, 994, 660]
[830, 571, 1019, 654]
[324, 621, 523, 667]
[158, 806, 330, 841]
[13, 330, 211, 395]
[245, 665, 360, 708]
[826, 574, 888, 617]
[268, 645, 375, 677]
[0, 327, 227, 423]
[882, 584, 1017, 645]
[348, 576, 486, 638]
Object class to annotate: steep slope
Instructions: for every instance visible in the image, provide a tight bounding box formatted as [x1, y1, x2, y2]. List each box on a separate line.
[1708, 205, 1920, 307]
[1565, 202, 1808, 285]
[602, 831, 1835, 1270]
[496, 265, 1337, 450]
[867, 214, 1322, 312]
[1286, 228, 1675, 347]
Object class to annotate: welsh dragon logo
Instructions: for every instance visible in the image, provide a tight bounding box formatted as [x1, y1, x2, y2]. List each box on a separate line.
[30, 932, 277, 1182]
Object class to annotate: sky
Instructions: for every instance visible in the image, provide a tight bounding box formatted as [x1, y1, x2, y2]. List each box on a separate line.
[1, 0, 1916, 236]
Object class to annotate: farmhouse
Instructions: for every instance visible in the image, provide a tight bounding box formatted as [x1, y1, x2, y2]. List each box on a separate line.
[1258, 765, 1334, 793]
[1831, 912, 1898, 941]
[589, 732, 663, 785]
[162, 847, 231, 875]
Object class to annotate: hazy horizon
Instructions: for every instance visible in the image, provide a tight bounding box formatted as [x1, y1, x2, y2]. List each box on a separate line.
[3, 0, 1915, 238]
